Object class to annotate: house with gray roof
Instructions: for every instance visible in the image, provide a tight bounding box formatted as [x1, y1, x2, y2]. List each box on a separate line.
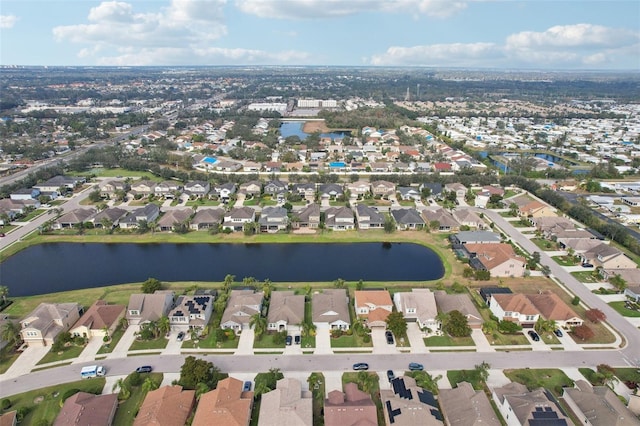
[434, 291, 483, 329]
[381, 376, 444, 426]
[581, 243, 638, 269]
[452, 208, 485, 229]
[91, 207, 128, 228]
[157, 208, 193, 232]
[397, 187, 422, 201]
[168, 295, 214, 330]
[419, 182, 443, 199]
[34, 175, 86, 193]
[20, 303, 81, 347]
[493, 382, 570, 426]
[53, 208, 97, 229]
[258, 206, 289, 233]
[439, 382, 501, 426]
[183, 181, 211, 198]
[391, 208, 425, 230]
[263, 180, 288, 196]
[324, 206, 355, 231]
[450, 230, 501, 245]
[190, 208, 224, 230]
[221, 290, 264, 331]
[212, 182, 236, 203]
[563, 380, 639, 426]
[222, 207, 256, 232]
[267, 291, 305, 332]
[393, 289, 439, 331]
[258, 378, 313, 426]
[355, 204, 385, 230]
[119, 204, 160, 229]
[319, 183, 344, 200]
[293, 203, 321, 229]
[312, 289, 350, 331]
[126, 291, 175, 326]
[421, 207, 460, 231]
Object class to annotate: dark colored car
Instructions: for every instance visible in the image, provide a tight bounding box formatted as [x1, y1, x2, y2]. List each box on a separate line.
[294, 335, 301, 345]
[528, 330, 540, 341]
[243, 381, 252, 392]
[286, 335, 293, 346]
[408, 362, 424, 371]
[177, 331, 185, 341]
[385, 330, 394, 345]
[0, 233, 5, 237]
[353, 363, 369, 371]
[553, 329, 563, 337]
[387, 370, 395, 382]
[582, 263, 594, 268]
[136, 366, 153, 373]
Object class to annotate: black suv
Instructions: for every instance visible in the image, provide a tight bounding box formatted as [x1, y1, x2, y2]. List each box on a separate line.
[385, 330, 394, 345]
[528, 330, 540, 341]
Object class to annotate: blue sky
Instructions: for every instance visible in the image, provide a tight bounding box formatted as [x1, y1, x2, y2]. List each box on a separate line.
[1, 0, 639, 69]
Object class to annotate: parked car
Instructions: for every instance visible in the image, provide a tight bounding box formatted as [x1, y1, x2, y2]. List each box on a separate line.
[0, 233, 5, 237]
[135, 365, 153, 373]
[385, 330, 394, 345]
[387, 370, 395, 382]
[582, 263, 594, 268]
[243, 381, 252, 392]
[408, 362, 424, 371]
[294, 335, 301, 345]
[353, 363, 369, 371]
[286, 335, 293, 346]
[177, 331, 185, 341]
[528, 330, 540, 341]
[553, 329, 563, 337]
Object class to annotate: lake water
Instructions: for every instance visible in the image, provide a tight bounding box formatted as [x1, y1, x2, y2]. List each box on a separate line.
[2, 242, 445, 296]
[280, 122, 350, 141]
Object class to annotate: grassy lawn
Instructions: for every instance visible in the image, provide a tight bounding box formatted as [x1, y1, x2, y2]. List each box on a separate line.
[570, 271, 601, 283]
[309, 373, 325, 426]
[253, 332, 286, 349]
[614, 368, 640, 385]
[504, 368, 573, 395]
[487, 332, 530, 346]
[530, 238, 558, 251]
[499, 211, 518, 218]
[609, 301, 640, 317]
[20, 209, 47, 222]
[551, 255, 580, 266]
[447, 369, 485, 390]
[4, 378, 105, 425]
[112, 372, 163, 425]
[423, 335, 475, 347]
[330, 333, 372, 348]
[540, 331, 561, 345]
[182, 329, 239, 349]
[129, 337, 168, 351]
[97, 326, 126, 354]
[37, 344, 85, 365]
[0, 348, 21, 374]
[185, 199, 221, 207]
[244, 196, 276, 207]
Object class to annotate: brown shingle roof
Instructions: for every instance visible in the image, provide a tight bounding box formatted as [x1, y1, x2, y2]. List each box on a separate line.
[133, 385, 195, 426]
[192, 377, 253, 426]
[54, 392, 118, 426]
[324, 383, 377, 426]
[492, 294, 539, 316]
[464, 243, 525, 270]
[525, 292, 580, 322]
[72, 300, 125, 331]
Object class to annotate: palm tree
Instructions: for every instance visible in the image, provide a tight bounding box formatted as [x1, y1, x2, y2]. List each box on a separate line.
[262, 279, 273, 300]
[142, 376, 159, 393]
[223, 274, 235, 293]
[0, 285, 8, 305]
[157, 316, 171, 337]
[195, 382, 210, 400]
[0, 321, 21, 348]
[301, 321, 316, 338]
[357, 371, 377, 394]
[249, 313, 267, 339]
[112, 378, 130, 399]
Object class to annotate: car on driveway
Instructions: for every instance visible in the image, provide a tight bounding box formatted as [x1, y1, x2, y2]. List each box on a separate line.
[408, 362, 424, 371]
[553, 329, 563, 337]
[528, 330, 540, 341]
[353, 363, 369, 371]
[294, 335, 301, 345]
[243, 381, 252, 392]
[286, 335, 293, 346]
[581, 263, 594, 268]
[177, 331, 185, 341]
[387, 370, 395, 382]
[385, 330, 394, 345]
[136, 366, 153, 373]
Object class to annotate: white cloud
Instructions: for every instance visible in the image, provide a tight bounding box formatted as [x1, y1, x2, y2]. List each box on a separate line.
[236, 0, 467, 19]
[0, 15, 18, 29]
[370, 24, 640, 69]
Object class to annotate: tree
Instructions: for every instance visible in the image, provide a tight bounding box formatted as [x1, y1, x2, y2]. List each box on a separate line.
[142, 376, 159, 393]
[441, 310, 471, 337]
[535, 318, 556, 334]
[408, 370, 441, 394]
[254, 368, 284, 396]
[384, 215, 396, 233]
[223, 274, 235, 292]
[243, 222, 256, 236]
[596, 364, 618, 388]
[179, 356, 219, 390]
[0, 286, 8, 305]
[112, 378, 130, 400]
[609, 275, 627, 292]
[356, 280, 364, 291]
[474, 361, 491, 383]
[385, 312, 407, 339]
[356, 371, 378, 394]
[0, 320, 21, 348]
[540, 265, 551, 277]
[157, 316, 170, 337]
[498, 320, 522, 334]
[572, 324, 594, 341]
[333, 278, 346, 289]
[142, 277, 162, 294]
[262, 279, 273, 299]
[249, 313, 267, 339]
[586, 309, 606, 323]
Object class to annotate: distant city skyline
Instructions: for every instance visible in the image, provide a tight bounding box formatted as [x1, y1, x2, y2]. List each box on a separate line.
[1, 0, 639, 70]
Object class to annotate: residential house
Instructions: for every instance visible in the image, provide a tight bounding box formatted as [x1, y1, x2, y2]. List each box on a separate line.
[263, 180, 288, 196]
[419, 182, 443, 199]
[370, 180, 395, 198]
[54, 392, 118, 426]
[126, 291, 174, 326]
[259, 378, 313, 426]
[91, 207, 127, 228]
[434, 291, 483, 329]
[452, 208, 485, 229]
[9, 187, 40, 201]
[267, 291, 305, 332]
[450, 231, 501, 245]
[129, 180, 155, 197]
[381, 376, 444, 426]
[154, 181, 181, 199]
[221, 290, 264, 331]
[519, 200, 555, 218]
[355, 204, 385, 230]
[562, 380, 639, 426]
[183, 181, 211, 198]
[397, 187, 421, 201]
[213, 160, 242, 172]
[293, 203, 321, 229]
[559, 238, 603, 254]
[0, 198, 39, 223]
[421, 207, 460, 232]
[433, 162, 452, 173]
[20, 303, 81, 347]
[53, 208, 97, 229]
[312, 289, 351, 331]
[581, 243, 638, 269]
[119, 204, 160, 229]
[601, 269, 640, 302]
[53, 392, 118, 426]
[438, 382, 501, 426]
[192, 377, 253, 426]
[391, 208, 425, 230]
[346, 181, 370, 198]
[239, 180, 262, 197]
[445, 182, 467, 198]
[464, 243, 526, 277]
[258, 206, 289, 233]
[324, 206, 355, 231]
[190, 208, 224, 230]
[488, 294, 540, 328]
[526, 292, 583, 328]
[393, 289, 439, 331]
[34, 175, 85, 193]
[531, 216, 575, 236]
[319, 183, 344, 200]
[0, 411, 16, 426]
[354, 290, 393, 327]
[292, 183, 317, 200]
[324, 382, 377, 426]
[156, 208, 192, 232]
[222, 207, 256, 232]
[481, 185, 505, 197]
[168, 295, 214, 331]
[212, 182, 237, 203]
[100, 180, 129, 198]
[69, 300, 125, 339]
[493, 382, 571, 426]
[133, 385, 195, 426]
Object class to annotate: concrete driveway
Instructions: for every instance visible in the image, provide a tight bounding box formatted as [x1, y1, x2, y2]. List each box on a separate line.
[314, 328, 333, 355]
[162, 331, 185, 355]
[235, 193, 246, 207]
[371, 328, 397, 354]
[235, 329, 254, 355]
[105, 325, 138, 359]
[2, 345, 49, 379]
[72, 337, 105, 364]
[406, 323, 428, 354]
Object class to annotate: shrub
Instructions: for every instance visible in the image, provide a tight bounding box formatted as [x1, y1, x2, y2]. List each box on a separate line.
[215, 328, 228, 342]
[586, 309, 606, 323]
[128, 371, 142, 386]
[573, 324, 595, 341]
[571, 296, 581, 306]
[361, 334, 371, 343]
[1, 398, 11, 410]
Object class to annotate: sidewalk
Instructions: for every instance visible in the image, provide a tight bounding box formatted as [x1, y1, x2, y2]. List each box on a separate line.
[471, 329, 494, 352]
[72, 337, 105, 364]
[105, 325, 138, 360]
